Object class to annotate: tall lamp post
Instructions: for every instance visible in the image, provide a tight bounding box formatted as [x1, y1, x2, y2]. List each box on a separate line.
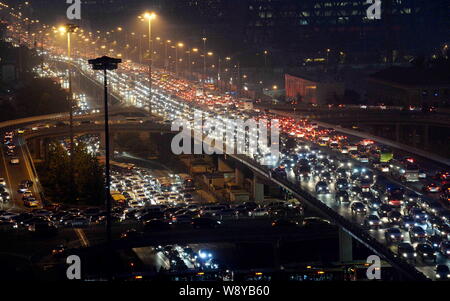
[59, 24, 78, 159]
[202, 37, 207, 82]
[175, 42, 184, 75]
[164, 40, 171, 71]
[88, 56, 122, 251]
[142, 12, 156, 114]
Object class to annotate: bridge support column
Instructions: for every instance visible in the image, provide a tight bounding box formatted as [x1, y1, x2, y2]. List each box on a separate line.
[339, 228, 353, 263]
[235, 168, 244, 186]
[252, 175, 264, 202]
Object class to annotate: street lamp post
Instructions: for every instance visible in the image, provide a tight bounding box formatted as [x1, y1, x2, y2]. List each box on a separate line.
[202, 37, 207, 82]
[175, 42, 184, 75]
[88, 56, 122, 258]
[143, 12, 156, 115]
[165, 40, 171, 71]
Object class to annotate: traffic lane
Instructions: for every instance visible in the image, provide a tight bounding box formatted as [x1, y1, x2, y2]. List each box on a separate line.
[4, 136, 41, 211]
[303, 136, 446, 208]
[289, 171, 445, 280]
[0, 145, 15, 210]
[80, 218, 328, 247]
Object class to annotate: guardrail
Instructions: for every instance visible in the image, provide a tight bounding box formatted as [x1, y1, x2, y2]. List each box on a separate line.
[229, 154, 429, 281]
[272, 110, 450, 167]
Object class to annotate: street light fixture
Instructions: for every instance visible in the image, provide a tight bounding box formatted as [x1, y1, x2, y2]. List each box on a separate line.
[88, 55, 122, 252]
[60, 23, 78, 198]
[202, 37, 207, 82]
[175, 42, 184, 75]
[141, 11, 156, 114]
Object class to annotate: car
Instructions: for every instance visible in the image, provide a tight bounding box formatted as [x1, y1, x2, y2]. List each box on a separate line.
[68, 216, 90, 228]
[9, 157, 19, 165]
[335, 191, 350, 203]
[350, 201, 367, 215]
[400, 215, 416, 230]
[427, 201, 445, 215]
[29, 221, 58, 237]
[17, 184, 27, 193]
[368, 197, 383, 210]
[384, 228, 404, 244]
[192, 217, 220, 229]
[143, 219, 171, 231]
[409, 226, 427, 242]
[427, 234, 443, 251]
[440, 241, 450, 257]
[24, 198, 40, 208]
[405, 191, 420, 203]
[248, 208, 269, 217]
[410, 208, 428, 224]
[349, 186, 362, 198]
[20, 180, 33, 188]
[441, 210, 450, 223]
[359, 191, 375, 203]
[363, 215, 382, 229]
[434, 223, 450, 237]
[0, 178, 6, 187]
[397, 242, 417, 261]
[315, 181, 329, 194]
[415, 243, 436, 262]
[0, 192, 10, 202]
[378, 204, 393, 218]
[271, 219, 299, 228]
[335, 178, 349, 191]
[423, 183, 441, 193]
[84, 207, 101, 217]
[172, 214, 194, 224]
[120, 229, 144, 240]
[387, 210, 402, 225]
[435, 265, 450, 280]
[51, 244, 66, 256]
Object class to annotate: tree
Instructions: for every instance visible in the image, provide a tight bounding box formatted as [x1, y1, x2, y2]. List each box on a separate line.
[39, 142, 104, 205]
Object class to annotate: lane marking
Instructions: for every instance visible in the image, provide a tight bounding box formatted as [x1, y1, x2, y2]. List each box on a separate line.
[74, 228, 90, 247]
[0, 144, 15, 209]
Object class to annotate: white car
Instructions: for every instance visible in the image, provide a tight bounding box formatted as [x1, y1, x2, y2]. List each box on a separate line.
[0, 178, 6, 186]
[249, 208, 269, 217]
[10, 158, 20, 165]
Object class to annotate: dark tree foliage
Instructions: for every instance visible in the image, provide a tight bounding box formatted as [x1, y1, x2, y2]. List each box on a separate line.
[0, 42, 69, 121]
[39, 142, 104, 206]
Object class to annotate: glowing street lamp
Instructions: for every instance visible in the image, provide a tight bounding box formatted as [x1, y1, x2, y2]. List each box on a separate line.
[141, 11, 157, 114]
[88, 56, 122, 263]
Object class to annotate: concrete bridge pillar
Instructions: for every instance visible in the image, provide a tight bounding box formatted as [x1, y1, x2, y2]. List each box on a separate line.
[339, 228, 353, 263]
[253, 175, 265, 202]
[235, 168, 244, 186]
